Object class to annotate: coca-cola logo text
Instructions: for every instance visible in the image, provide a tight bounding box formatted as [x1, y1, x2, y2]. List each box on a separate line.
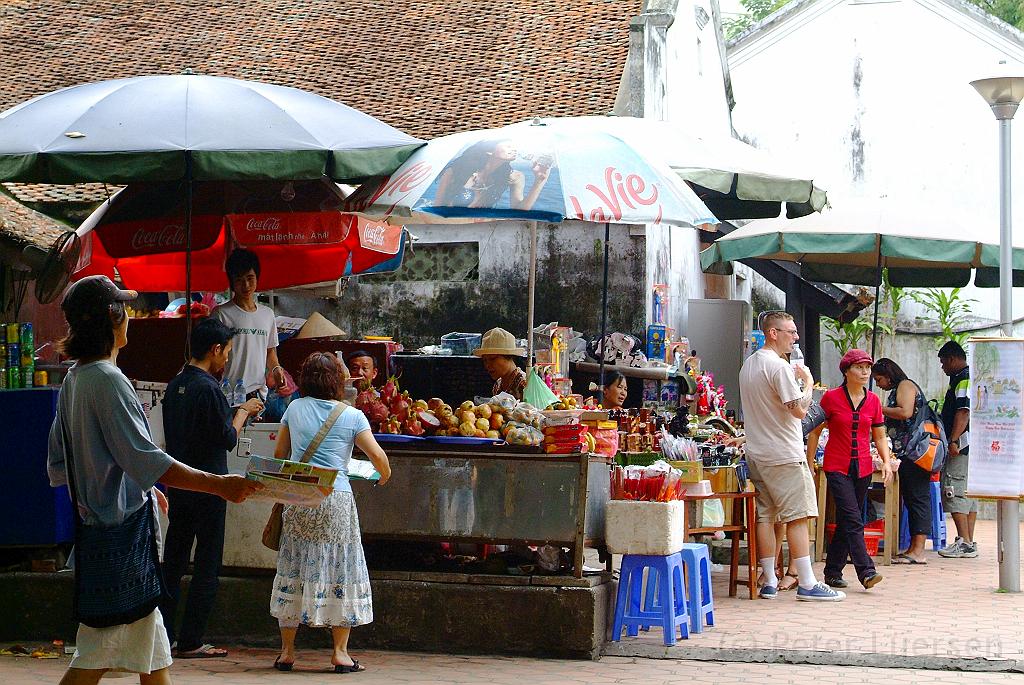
[245, 217, 282, 232]
[361, 223, 387, 247]
[130, 223, 188, 252]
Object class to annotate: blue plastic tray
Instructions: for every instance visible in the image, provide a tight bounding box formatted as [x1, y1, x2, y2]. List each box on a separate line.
[372, 433, 425, 443]
[426, 435, 504, 445]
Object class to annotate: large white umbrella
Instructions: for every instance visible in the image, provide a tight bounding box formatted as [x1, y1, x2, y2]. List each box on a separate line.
[345, 119, 718, 391]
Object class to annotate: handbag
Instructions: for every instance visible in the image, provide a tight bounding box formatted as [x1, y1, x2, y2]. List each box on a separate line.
[262, 401, 347, 551]
[901, 381, 948, 474]
[61, 420, 166, 628]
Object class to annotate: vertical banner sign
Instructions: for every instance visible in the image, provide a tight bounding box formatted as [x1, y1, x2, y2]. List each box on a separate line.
[967, 338, 1024, 498]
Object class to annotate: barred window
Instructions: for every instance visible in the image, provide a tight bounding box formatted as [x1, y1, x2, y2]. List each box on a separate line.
[363, 242, 479, 282]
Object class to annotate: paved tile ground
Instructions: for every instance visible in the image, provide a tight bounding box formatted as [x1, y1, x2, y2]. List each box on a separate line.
[3, 648, 1024, 685]
[604, 520, 1024, 666]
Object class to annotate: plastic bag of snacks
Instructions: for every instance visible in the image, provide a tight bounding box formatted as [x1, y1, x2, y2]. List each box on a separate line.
[503, 421, 544, 446]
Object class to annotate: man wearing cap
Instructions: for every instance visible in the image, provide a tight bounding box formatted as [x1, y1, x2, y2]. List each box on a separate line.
[474, 327, 527, 400]
[739, 311, 845, 601]
[936, 340, 979, 558]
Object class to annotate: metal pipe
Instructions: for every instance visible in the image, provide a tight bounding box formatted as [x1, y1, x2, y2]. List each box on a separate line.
[597, 222, 611, 404]
[184, 151, 194, 363]
[997, 117, 1020, 592]
[526, 221, 538, 368]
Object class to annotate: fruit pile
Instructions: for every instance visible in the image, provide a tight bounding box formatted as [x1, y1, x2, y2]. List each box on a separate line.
[544, 395, 580, 411]
[355, 377, 441, 436]
[354, 377, 544, 445]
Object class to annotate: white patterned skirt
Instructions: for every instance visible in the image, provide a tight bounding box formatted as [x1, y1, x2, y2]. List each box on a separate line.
[269, 490, 373, 628]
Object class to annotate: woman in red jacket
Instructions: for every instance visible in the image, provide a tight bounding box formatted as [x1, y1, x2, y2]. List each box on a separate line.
[806, 349, 893, 590]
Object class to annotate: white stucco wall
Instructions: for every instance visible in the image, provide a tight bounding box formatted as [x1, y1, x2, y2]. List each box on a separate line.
[728, 0, 1024, 324]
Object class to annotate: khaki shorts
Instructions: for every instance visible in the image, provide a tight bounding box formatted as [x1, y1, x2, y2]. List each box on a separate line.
[747, 459, 819, 524]
[942, 452, 979, 515]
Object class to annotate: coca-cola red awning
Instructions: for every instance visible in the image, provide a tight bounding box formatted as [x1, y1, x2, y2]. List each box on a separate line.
[73, 179, 405, 291]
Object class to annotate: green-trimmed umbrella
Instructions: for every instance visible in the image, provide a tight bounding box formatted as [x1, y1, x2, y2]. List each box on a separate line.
[0, 74, 421, 183]
[699, 197, 1024, 354]
[700, 198, 1024, 288]
[0, 73, 421, 351]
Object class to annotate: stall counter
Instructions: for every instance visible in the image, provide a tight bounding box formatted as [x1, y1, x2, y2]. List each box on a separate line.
[219, 423, 610, 576]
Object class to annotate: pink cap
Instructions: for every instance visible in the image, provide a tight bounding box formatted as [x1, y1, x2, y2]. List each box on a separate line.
[839, 348, 874, 373]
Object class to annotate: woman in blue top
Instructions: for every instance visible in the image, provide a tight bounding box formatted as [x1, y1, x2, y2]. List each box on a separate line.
[270, 352, 390, 674]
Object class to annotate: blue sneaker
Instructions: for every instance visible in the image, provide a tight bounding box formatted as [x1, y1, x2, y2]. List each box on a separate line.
[759, 585, 778, 600]
[796, 582, 846, 601]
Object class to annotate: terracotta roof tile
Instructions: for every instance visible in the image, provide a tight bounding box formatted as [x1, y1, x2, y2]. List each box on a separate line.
[0, 0, 639, 140]
[0, 0, 639, 205]
[0, 193, 72, 250]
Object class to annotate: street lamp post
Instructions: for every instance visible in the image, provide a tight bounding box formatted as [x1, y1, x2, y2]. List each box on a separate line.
[971, 70, 1024, 593]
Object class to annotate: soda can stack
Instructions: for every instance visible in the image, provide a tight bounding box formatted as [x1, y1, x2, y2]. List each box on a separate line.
[20, 323, 33, 388]
[4, 323, 19, 389]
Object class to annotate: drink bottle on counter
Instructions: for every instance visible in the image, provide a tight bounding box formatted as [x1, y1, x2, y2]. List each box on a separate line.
[234, 379, 246, 406]
[221, 377, 232, 400]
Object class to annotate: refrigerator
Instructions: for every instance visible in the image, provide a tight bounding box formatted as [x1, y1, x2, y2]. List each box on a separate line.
[686, 299, 753, 417]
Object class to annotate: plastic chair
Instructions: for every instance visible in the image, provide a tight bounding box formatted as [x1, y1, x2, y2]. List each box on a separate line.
[899, 480, 946, 551]
[678, 543, 714, 633]
[611, 554, 690, 645]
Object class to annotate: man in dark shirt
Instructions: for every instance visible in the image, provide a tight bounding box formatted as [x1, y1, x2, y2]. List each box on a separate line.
[937, 340, 978, 559]
[160, 318, 263, 657]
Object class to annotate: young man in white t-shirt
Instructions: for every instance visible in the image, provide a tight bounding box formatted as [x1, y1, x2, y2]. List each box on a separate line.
[738, 311, 845, 602]
[212, 249, 285, 400]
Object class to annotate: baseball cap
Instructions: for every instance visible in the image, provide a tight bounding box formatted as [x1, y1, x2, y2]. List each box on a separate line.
[61, 276, 138, 322]
[839, 348, 874, 373]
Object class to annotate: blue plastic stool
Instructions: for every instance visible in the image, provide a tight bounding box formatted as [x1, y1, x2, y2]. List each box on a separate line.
[679, 543, 714, 633]
[611, 554, 690, 645]
[899, 480, 947, 551]
[640, 544, 715, 634]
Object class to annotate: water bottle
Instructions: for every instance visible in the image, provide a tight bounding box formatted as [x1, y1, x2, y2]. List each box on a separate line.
[234, 379, 246, 406]
[790, 344, 805, 389]
[221, 377, 232, 400]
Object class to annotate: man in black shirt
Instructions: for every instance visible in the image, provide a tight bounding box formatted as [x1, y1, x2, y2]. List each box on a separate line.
[160, 318, 263, 657]
[936, 340, 978, 559]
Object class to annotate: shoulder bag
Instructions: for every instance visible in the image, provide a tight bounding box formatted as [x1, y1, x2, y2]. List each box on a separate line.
[61, 419, 166, 628]
[262, 401, 347, 551]
[901, 381, 948, 474]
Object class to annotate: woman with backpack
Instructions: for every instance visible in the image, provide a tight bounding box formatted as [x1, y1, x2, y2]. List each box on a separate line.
[872, 357, 932, 565]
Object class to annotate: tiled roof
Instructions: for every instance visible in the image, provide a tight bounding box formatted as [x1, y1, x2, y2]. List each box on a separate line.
[0, 0, 638, 140]
[4, 183, 119, 204]
[0, 193, 72, 250]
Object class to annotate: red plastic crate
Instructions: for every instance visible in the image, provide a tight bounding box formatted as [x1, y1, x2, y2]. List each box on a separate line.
[825, 523, 884, 556]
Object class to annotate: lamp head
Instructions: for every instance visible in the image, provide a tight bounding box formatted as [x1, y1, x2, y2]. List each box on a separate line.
[971, 62, 1024, 120]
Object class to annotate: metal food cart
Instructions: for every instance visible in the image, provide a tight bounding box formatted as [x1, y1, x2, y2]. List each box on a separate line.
[224, 426, 611, 577]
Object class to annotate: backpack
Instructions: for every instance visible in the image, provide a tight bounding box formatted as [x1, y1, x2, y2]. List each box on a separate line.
[902, 381, 947, 474]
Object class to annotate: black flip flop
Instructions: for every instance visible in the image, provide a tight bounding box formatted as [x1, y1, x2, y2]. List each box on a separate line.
[274, 657, 294, 672]
[333, 660, 365, 673]
[893, 554, 927, 565]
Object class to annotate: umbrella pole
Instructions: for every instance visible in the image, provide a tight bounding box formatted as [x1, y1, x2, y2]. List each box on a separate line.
[526, 221, 538, 369]
[598, 222, 610, 405]
[869, 250, 881, 389]
[184, 151, 194, 361]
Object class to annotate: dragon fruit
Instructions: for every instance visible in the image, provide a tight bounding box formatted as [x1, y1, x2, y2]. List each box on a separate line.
[355, 383, 390, 425]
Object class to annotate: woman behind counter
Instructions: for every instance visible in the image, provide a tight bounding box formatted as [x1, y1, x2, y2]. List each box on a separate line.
[601, 372, 628, 410]
[271, 353, 391, 674]
[474, 327, 528, 400]
[806, 349, 892, 590]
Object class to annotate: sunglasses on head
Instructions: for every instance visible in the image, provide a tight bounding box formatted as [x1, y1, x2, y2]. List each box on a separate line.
[757, 310, 789, 327]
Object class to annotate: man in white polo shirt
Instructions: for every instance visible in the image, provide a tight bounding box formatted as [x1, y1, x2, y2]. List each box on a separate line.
[739, 311, 844, 602]
[212, 249, 285, 401]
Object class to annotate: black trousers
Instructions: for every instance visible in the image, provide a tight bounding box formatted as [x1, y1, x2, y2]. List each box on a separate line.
[824, 461, 875, 580]
[899, 457, 933, 537]
[159, 489, 226, 651]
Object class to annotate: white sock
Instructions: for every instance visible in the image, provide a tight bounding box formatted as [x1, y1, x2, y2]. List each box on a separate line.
[759, 557, 778, 588]
[793, 556, 817, 589]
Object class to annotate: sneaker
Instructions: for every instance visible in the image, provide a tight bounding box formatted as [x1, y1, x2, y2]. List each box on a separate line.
[860, 572, 883, 589]
[824, 576, 848, 588]
[796, 582, 846, 601]
[962, 541, 979, 558]
[938, 537, 967, 558]
[759, 584, 778, 600]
